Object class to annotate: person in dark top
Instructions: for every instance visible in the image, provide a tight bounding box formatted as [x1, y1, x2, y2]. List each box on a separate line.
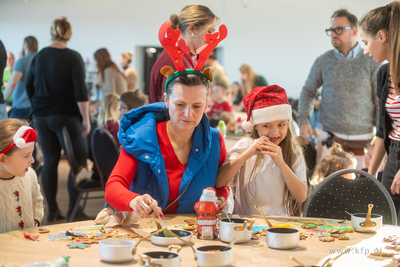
[0, 40, 7, 120]
[26, 17, 90, 222]
[149, 5, 219, 103]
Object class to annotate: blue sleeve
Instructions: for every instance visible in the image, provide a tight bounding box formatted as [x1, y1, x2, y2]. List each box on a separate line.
[13, 58, 24, 73]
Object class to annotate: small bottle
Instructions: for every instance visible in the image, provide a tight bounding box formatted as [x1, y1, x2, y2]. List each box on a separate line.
[49, 256, 69, 267]
[235, 117, 243, 135]
[194, 187, 218, 240]
[217, 120, 227, 138]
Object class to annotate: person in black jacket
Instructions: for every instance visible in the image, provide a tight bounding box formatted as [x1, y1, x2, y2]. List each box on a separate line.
[0, 40, 7, 120]
[360, 2, 400, 213]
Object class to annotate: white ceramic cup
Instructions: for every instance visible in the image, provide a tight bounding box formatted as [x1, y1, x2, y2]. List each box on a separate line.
[98, 239, 136, 263]
[219, 218, 254, 244]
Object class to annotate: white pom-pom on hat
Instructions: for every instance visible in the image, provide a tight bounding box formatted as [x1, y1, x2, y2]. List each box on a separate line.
[242, 120, 254, 133]
[13, 126, 33, 148]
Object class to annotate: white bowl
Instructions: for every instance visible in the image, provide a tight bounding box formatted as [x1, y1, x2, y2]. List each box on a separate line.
[351, 213, 382, 233]
[99, 238, 136, 263]
[219, 218, 254, 244]
[196, 245, 233, 267]
[139, 251, 180, 267]
[265, 228, 299, 250]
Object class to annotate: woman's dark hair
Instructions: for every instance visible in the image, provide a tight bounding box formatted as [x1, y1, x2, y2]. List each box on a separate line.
[360, 1, 400, 93]
[94, 48, 125, 83]
[24, 36, 38, 53]
[165, 74, 209, 100]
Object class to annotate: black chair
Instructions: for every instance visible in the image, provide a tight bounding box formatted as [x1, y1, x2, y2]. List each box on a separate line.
[62, 127, 103, 222]
[91, 127, 120, 208]
[303, 169, 397, 225]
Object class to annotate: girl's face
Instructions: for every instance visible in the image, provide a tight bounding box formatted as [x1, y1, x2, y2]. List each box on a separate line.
[359, 27, 389, 63]
[341, 161, 357, 180]
[254, 120, 289, 145]
[1, 143, 35, 178]
[119, 55, 128, 68]
[165, 83, 207, 133]
[212, 85, 225, 102]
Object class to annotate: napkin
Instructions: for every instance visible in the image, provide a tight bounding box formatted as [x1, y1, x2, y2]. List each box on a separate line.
[94, 207, 140, 227]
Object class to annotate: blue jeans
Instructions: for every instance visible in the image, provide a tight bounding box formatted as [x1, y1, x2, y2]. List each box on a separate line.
[0, 103, 7, 121]
[10, 107, 31, 121]
[33, 115, 88, 214]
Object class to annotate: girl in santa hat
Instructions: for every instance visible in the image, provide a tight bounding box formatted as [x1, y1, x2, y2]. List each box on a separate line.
[0, 118, 44, 233]
[216, 85, 307, 216]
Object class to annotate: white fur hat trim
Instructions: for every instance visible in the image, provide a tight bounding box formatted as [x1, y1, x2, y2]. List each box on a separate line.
[13, 126, 33, 148]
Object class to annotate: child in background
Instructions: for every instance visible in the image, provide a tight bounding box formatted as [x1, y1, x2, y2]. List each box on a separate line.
[119, 89, 148, 118]
[97, 93, 121, 146]
[216, 85, 307, 216]
[0, 118, 43, 233]
[310, 143, 357, 187]
[209, 83, 232, 120]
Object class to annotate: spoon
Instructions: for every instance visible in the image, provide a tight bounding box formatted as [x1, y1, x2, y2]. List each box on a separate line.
[344, 210, 352, 216]
[254, 205, 273, 228]
[360, 204, 376, 228]
[224, 235, 238, 251]
[289, 256, 306, 267]
[223, 209, 232, 223]
[323, 247, 352, 267]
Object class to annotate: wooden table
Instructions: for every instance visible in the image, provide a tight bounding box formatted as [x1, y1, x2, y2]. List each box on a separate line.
[1, 214, 399, 267]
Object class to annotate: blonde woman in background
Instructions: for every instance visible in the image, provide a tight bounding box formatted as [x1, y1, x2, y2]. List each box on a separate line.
[26, 17, 90, 222]
[119, 52, 138, 91]
[94, 48, 128, 96]
[97, 93, 121, 146]
[149, 4, 219, 103]
[233, 64, 268, 111]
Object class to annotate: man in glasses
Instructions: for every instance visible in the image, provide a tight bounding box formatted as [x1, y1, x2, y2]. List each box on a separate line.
[298, 9, 381, 169]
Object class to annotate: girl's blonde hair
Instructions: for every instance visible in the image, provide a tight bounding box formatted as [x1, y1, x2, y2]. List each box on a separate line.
[360, 1, 400, 93]
[246, 122, 304, 215]
[239, 64, 257, 97]
[310, 143, 356, 186]
[51, 17, 72, 41]
[0, 118, 29, 155]
[97, 93, 120, 128]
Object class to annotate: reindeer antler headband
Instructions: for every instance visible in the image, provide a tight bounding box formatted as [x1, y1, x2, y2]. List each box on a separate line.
[0, 126, 37, 154]
[158, 20, 228, 92]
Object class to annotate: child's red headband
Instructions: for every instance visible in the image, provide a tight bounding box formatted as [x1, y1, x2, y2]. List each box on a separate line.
[0, 126, 37, 154]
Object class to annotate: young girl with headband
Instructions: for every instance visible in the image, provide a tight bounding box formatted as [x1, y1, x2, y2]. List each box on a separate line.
[0, 118, 44, 233]
[216, 85, 307, 216]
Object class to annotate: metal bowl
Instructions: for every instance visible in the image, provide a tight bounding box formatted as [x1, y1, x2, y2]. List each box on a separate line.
[351, 213, 382, 233]
[219, 218, 254, 244]
[196, 245, 233, 267]
[265, 228, 299, 250]
[150, 229, 193, 247]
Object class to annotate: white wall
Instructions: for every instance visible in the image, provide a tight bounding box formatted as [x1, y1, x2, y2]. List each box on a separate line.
[0, 0, 387, 98]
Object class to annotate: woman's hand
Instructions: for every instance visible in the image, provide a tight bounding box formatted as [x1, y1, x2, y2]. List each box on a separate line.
[81, 119, 91, 137]
[244, 136, 270, 157]
[129, 194, 163, 218]
[391, 169, 400, 195]
[217, 196, 227, 211]
[261, 138, 285, 167]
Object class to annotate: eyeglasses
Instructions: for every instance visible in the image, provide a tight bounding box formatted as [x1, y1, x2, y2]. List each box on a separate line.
[120, 106, 129, 111]
[325, 27, 355, 36]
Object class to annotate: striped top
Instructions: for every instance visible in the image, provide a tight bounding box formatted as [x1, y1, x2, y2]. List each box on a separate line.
[386, 75, 400, 140]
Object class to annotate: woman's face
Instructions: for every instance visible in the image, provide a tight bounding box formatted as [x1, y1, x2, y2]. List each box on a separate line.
[359, 27, 389, 63]
[241, 72, 248, 82]
[190, 22, 217, 53]
[6, 53, 14, 68]
[165, 83, 207, 133]
[119, 55, 128, 68]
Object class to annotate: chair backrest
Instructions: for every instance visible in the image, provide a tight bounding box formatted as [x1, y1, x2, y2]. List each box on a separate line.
[62, 126, 80, 175]
[91, 127, 120, 189]
[303, 169, 397, 225]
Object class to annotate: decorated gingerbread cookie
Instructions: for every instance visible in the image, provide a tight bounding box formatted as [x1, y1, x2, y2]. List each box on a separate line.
[319, 236, 335, 242]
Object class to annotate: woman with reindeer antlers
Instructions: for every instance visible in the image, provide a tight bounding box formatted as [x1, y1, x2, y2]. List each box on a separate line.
[149, 5, 219, 103]
[105, 20, 228, 219]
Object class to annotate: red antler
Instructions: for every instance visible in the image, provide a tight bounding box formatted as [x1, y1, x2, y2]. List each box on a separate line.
[158, 21, 190, 72]
[195, 24, 228, 71]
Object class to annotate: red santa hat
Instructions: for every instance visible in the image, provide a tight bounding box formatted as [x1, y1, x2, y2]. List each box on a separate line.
[242, 85, 292, 132]
[0, 126, 37, 154]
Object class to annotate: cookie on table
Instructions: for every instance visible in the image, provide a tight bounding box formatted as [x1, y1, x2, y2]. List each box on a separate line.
[304, 220, 324, 226]
[338, 234, 349, 240]
[319, 236, 335, 242]
[330, 233, 340, 238]
[337, 227, 353, 234]
[370, 251, 396, 257]
[301, 223, 317, 229]
[384, 235, 399, 242]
